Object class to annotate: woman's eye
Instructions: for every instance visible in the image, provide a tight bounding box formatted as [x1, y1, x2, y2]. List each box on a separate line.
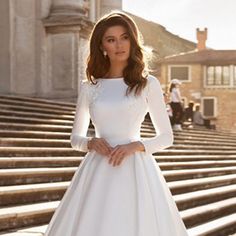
[107, 39, 115, 42]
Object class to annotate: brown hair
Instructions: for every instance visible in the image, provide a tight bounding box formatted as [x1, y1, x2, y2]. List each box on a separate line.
[169, 83, 176, 93]
[86, 11, 151, 96]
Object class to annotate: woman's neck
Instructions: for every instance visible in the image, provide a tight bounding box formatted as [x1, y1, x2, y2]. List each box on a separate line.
[105, 61, 127, 78]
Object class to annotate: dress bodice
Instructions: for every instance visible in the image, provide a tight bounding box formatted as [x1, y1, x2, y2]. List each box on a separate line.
[70, 75, 173, 155]
[88, 78, 148, 145]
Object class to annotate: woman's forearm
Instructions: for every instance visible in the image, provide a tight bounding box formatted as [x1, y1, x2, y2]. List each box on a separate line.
[131, 141, 146, 152]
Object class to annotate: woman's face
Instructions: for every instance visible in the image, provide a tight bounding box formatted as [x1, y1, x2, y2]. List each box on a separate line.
[101, 25, 131, 63]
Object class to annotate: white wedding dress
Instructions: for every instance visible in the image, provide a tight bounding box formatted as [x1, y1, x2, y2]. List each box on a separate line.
[44, 75, 189, 236]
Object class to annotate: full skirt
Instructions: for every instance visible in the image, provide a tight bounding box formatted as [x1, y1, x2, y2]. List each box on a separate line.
[44, 150, 189, 236]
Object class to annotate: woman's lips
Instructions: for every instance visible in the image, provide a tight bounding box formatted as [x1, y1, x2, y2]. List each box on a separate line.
[115, 51, 125, 55]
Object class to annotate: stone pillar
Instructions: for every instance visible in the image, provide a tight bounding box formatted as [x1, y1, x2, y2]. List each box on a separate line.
[51, 0, 87, 16]
[41, 0, 93, 100]
[0, 0, 119, 100]
[89, 0, 96, 22]
[0, 0, 37, 96]
[0, 0, 11, 93]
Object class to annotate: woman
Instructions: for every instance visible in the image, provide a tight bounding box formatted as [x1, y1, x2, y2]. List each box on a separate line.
[169, 78, 184, 131]
[45, 11, 189, 236]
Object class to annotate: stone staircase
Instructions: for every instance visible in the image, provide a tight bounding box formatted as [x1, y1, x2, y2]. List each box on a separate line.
[0, 94, 236, 236]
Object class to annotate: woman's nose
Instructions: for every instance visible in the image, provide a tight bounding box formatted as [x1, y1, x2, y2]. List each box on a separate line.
[116, 40, 122, 47]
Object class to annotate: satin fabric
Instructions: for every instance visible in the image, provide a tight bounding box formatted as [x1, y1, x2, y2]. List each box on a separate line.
[45, 75, 189, 236]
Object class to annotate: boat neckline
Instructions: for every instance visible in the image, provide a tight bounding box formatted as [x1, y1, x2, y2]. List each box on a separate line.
[97, 77, 124, 80]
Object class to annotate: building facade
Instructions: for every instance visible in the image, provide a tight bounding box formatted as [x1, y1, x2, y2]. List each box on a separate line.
[158, 29, 236, 133]
[0, 0, 122, 101]
[1, 0, 200, 102]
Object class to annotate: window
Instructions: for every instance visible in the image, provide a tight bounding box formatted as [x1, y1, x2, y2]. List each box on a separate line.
[215, 66, 222, 85]
[201, 97, 217, 118]
[207, 66, 214, 85]
[169, 66, 190, 82]
[206, 65, 231, 87]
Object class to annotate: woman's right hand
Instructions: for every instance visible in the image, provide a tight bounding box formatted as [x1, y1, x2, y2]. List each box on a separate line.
[88, 137, 113, 157]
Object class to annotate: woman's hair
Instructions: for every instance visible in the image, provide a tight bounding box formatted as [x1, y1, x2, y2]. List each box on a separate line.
[169, 83, 176, 93]
[86, 10, 152, 96]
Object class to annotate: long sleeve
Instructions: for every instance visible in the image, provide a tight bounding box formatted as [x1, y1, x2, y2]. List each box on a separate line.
[140, 75, 174, 155]
[70, 81, 92, 152]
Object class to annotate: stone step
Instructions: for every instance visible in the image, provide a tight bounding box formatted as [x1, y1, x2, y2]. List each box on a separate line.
[0, 95, 75, 107]
[1, 108, 234, 141]
[0, 122, 73, 132]
[0, 147, 82, 157]
[0, 182, 69, 206]
[0, 130, 69, 139]
[1, 156, 236, 170]
[174, 124, 236, 139]
[0, 200, 59, 231]
[1, 130, 235, 147]
[168, 173, 236, 194]
[1, 147, 236, 157]
[1, 166, 236, 186]
[1, 94, 236, 235]
[2, 95, 236, 137]
[0, 115, 73, 126]
[181, 128, 236, 139]
[0, 223, 48, 235]
[0, 122, 155, 135]
[174, 184, 236, 210]
[0, 109, 74, 121]
[0, 98, 74, 112]
[157, 155, 236, 162]
[1, 173, 236, 207]
[1, 138, 236, 150]
[163, 166, 236, 181]
[0, 167, 76, 186]
[0, 157, 82, 169]
[188, 213, 236, 236]
[160, 160, 236, 170]
[174, 130, 236, 141]
[1, 130, 236, 147]
[176, 135, 236, 143]
[174, 139, 236, 147]
[158, 150, 236, 156]
[0, 186, 235, 232]
[1, 120, 234, 144]
[0, 155, 236, 169]
[1, 118, 234, 143]
[0, 103, 74, 116]
[0, 147, 236, 157]
[2, 131, 234, 149]
[1, 212, 236, 236]
[0, 138, 71, 148]
[171, 145, 236, 151]
[181, 197, 236, 228]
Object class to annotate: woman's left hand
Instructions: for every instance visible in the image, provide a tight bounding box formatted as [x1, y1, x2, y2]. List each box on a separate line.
[107, 142, 144, 167]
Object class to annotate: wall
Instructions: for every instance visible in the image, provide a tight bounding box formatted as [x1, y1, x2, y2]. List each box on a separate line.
[160, 63, 236, 133]
[0, 0, 11, 93]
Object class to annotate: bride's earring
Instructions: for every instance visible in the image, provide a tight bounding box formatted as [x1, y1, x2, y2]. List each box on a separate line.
[103, 51, 108, 58]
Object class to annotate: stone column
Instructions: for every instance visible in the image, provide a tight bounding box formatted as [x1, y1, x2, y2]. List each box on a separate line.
[89, 0, 96, 22]
[41, 0, 93, 101]
[0, 0, 11, 94]
[51, 0, 87, 16]
[8, 0, 36, 96]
